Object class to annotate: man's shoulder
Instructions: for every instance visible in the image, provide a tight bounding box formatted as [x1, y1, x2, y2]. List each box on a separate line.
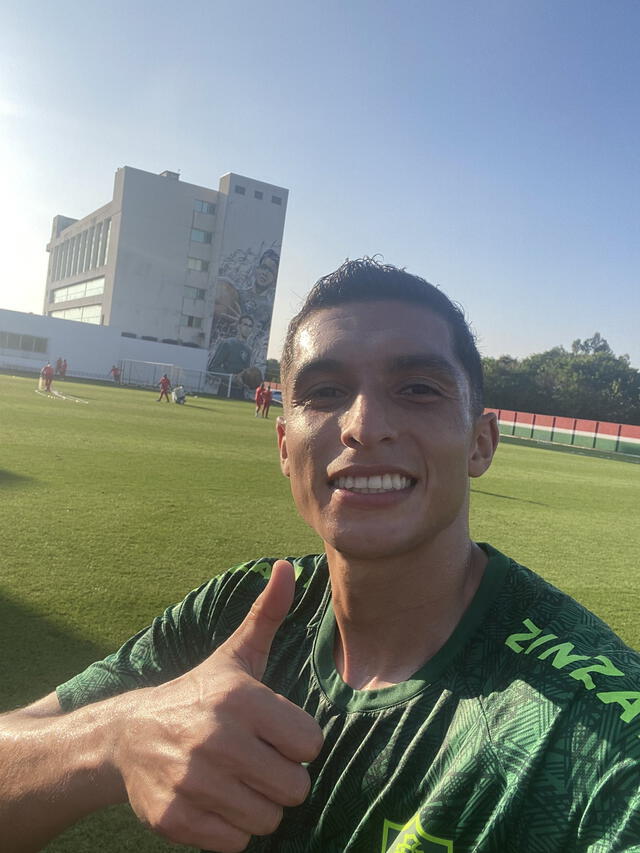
[475, 548, 640, 756]
[498, 553, 640, 672]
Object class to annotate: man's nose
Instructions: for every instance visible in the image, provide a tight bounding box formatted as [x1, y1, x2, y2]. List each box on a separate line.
[340, 392, 398, 448]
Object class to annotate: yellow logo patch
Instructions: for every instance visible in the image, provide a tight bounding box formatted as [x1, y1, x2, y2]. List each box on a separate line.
[381, 814, 453, 852]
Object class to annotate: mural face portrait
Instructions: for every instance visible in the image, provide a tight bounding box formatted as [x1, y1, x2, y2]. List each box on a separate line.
[254, 250, 280, 294]
[237, 315, 254, 341]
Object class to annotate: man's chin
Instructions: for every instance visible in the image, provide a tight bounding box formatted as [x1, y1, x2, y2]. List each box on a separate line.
[325, 531, 420, 563]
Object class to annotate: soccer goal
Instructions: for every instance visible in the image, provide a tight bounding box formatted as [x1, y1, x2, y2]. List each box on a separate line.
[119, 359, 233, 397]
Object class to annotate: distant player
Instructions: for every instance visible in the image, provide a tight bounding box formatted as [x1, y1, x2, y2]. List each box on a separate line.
[261, 384, 273, 418]
[60, 359, 67, 379]
[40, 362, 54, 392]
[110, 365, 122, 383]
[157, 374, 171, 402]
[254, 382, 265, 417]
[172, 385, 186, 405]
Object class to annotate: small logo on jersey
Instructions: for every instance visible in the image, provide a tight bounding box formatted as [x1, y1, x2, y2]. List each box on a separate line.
[381, 815, 453, 852]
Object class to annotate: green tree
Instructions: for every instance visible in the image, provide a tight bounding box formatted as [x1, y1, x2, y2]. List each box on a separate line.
[265, 359, 281, 383]
[483, 339, 640, 425]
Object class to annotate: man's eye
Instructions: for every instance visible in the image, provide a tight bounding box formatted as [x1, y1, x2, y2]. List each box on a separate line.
[295, 385, 345, 406]
[310, 386, 343, 399]
[400, 383, 440, 397]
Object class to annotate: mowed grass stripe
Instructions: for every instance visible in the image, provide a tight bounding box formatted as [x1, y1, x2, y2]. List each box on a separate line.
[1, 372, 638, 853]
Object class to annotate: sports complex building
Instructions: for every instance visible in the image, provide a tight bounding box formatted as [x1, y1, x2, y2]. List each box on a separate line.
[1, 165, 288, 396]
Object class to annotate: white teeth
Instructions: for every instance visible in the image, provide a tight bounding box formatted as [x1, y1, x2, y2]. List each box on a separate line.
[332, 474, 413, 492]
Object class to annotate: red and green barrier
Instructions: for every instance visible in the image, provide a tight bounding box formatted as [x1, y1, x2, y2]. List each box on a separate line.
[485, 409, 640, 457]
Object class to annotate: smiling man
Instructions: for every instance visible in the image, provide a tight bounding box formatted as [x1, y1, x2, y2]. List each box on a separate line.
[2, 259, 640, 853]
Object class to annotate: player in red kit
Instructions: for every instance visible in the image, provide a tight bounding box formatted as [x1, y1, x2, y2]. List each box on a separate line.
[157, 374, 171, 402]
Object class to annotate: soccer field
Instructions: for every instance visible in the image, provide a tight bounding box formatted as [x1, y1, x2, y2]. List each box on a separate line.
[1, 372, 639, 853]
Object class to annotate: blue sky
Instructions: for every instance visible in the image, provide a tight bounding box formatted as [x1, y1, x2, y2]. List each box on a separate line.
[1, 0, 639, 366]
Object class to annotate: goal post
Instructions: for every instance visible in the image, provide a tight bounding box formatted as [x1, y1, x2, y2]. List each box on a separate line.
[118, 359, 233, 397]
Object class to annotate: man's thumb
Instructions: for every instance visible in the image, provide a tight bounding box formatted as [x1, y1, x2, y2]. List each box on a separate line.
[222, 560, 296, 680]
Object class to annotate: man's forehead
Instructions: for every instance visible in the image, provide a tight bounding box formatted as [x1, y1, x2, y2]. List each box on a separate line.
[292, 300, 457, 363]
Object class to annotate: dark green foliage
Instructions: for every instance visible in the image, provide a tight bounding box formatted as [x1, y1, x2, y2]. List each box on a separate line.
[484, 334, 640, 424]
[265, 358, 281, 383]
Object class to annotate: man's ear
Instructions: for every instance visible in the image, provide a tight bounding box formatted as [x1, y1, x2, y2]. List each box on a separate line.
[468, 412, 499, 478]
[276, 416, 290, 477]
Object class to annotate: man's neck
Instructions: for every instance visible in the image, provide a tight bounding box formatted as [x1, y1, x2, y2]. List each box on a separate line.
[325, 536, 488, 690]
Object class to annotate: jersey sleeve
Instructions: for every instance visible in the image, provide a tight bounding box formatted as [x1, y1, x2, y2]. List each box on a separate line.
[56, 574, 226, 712]
[56, 555, 323, 713]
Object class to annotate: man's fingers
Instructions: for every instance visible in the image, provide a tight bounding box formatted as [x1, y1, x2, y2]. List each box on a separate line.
[154, 803, 251, 853]
[220, 560, 296, 680]
[255, 691, 324, 764]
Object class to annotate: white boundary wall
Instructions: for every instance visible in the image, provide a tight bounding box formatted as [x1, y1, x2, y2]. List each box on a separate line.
[0, 309, 208, 380]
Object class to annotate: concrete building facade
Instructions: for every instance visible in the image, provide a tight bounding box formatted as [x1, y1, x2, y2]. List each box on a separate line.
[43, 166, 288, 391]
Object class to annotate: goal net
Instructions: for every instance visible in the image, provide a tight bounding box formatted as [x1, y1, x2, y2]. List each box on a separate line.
[119, 359, 233, 397]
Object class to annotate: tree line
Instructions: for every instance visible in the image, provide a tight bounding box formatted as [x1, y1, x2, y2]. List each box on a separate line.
[483, 333, 640, 426]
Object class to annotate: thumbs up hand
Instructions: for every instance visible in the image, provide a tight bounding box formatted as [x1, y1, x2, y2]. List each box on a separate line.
[113, 561, 324, 852]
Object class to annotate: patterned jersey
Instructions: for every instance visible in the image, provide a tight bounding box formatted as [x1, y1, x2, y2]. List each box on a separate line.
[57, 545, 640, 852]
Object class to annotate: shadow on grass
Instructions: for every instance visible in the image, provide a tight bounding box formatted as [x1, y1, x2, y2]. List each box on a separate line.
[471, 487, 546, 506]
[0, 594, 192, 853]
[0, 469, 36, 489]
[499, 434, 640, 465]
[182, 403, 219, 412]
[0, 592, 109, 712]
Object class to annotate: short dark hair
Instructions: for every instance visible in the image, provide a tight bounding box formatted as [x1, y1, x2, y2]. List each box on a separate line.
[281, 258, 484, 415]
[259, 249, 280, 266]
[239, 314, 254, 325]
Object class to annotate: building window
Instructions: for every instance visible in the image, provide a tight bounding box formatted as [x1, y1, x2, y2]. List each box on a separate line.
[187, 257, 209, 272]
[190, 228, 212, 244]
[254, 190, 263, 200]
[234, 185, 246, 195]
[184, 285, 206, 300]
[52, 276, 105, 303]
[100, 219, 111, 266]
[92, 222, 103, 269]
[50, 304, 102, 324]
[0, 331, 48, 353]
[194, 200, 216, 215]
[271, 195, 282, 205]
[182, 315, 203, 328]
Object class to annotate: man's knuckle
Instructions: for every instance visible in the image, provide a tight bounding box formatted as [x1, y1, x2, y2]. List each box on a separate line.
[257, 804, 283, 835]
[283, 767, 311, 806]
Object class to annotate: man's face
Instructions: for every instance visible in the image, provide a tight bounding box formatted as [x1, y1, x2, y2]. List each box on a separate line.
[238, 317, 254, 340]
[277, 301, 497, 561]
[255, 256, 278, 293]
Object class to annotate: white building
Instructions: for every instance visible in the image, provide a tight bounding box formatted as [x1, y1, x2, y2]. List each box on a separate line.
[41, 166, 288, 390]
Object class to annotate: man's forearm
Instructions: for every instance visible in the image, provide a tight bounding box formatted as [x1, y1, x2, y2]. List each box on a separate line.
[0, 696, 130, 853]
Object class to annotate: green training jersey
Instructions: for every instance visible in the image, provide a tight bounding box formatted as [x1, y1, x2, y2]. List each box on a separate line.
[58, 545, 640, 852]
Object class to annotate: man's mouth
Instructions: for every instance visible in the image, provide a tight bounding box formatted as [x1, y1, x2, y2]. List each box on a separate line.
[330, 474, 415, 494]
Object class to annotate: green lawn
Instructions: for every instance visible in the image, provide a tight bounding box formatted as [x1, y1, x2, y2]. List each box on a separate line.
[1, 372, 638, 852]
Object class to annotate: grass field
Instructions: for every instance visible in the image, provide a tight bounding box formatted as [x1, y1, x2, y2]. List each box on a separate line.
[1, 372, 639, 852]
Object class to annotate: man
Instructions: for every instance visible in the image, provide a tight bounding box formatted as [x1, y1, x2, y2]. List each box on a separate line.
[261, 384, 273, 419]
[208, 315, 255, 376]
[2, 259, 640, 853]
[255, 382, 265, 417]
[157, 374, 171, 402]
[40, 362, 54, 392]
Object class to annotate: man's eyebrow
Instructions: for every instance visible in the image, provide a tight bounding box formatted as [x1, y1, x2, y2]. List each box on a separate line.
[388, 354, 462, 380]
[290, 358, 344, 387]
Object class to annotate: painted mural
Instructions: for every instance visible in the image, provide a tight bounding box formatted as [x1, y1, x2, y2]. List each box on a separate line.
[206, 243, 280, 397]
